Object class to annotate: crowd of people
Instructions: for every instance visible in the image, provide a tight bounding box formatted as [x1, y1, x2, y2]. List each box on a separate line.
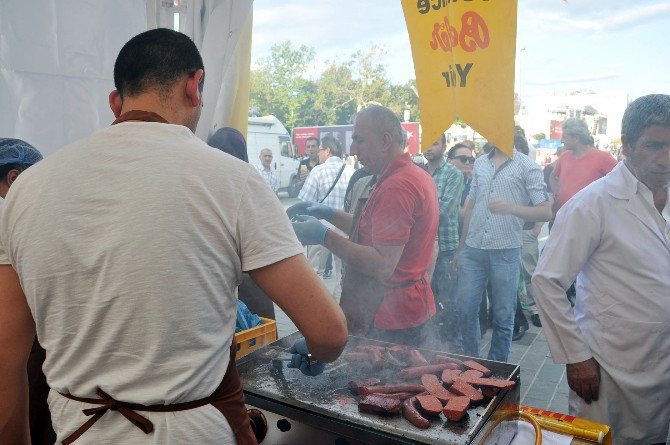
[0, 28, 669, 445]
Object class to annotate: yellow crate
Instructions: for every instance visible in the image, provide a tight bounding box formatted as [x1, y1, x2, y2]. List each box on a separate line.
[235, 317, 277, 359]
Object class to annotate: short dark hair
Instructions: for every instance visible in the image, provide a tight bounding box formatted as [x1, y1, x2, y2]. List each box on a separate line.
[622, 94, 670, 148]
[514, 134, 529, 155]
[207, 127, 248, 162]
[0, 163, 27, 182]
[447, 143, 469, 159]
[114, 28, 204, 99]
[320, 135, 343, 157]
[305, 136, 319, 146]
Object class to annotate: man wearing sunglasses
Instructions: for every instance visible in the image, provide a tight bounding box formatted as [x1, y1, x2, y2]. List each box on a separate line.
[447, 143, 476, 207]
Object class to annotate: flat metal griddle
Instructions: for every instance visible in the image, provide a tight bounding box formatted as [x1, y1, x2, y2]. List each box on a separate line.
[237, 332, 521, 444]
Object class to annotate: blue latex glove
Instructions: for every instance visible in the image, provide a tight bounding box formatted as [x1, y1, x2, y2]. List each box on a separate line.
[291, 215, 329, 246]
[287, 338, 325, 376]
[286, 201, 334, 222]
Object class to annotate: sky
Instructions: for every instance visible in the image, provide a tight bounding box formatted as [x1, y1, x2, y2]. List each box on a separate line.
[251, 0, 670, 100]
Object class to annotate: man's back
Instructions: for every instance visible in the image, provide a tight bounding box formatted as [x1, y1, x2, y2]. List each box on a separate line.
[0, 121, 303, 442]
[553, 149, 617, 209]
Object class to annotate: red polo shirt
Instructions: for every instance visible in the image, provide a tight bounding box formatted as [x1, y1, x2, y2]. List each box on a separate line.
[552, 149, 617, 210]
[357, 153, 439, 330]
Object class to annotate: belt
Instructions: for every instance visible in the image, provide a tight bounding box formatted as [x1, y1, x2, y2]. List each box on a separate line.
[59, 341, 258, 445]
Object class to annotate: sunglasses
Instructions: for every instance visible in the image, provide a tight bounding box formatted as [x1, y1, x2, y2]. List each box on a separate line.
[452, 155, 475, 164]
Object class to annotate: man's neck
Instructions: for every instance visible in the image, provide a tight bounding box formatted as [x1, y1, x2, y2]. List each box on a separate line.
[426, 157, 442, 175]
[653, 188, 668, 213]
[491, 149, 510, 168]
[571, 144, 593, 158]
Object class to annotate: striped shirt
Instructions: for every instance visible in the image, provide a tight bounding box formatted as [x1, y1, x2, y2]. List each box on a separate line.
[254, 163, 278, 192]
[298, 156, 352, 210]
[466, 150, 548, 249]
[425, 159, 463, 251]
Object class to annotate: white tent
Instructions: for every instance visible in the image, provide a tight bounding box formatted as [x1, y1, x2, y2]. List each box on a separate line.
[0, 0, 252, 157]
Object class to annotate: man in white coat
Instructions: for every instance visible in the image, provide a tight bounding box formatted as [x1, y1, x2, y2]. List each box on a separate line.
[532, 94, 670, 444]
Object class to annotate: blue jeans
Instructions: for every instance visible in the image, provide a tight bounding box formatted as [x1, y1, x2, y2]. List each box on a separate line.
[457, 245, 521, 362]
[430, 249, 461, 352]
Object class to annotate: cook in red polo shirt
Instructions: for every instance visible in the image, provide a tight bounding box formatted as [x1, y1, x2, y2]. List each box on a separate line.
[288, 105, 439, 347]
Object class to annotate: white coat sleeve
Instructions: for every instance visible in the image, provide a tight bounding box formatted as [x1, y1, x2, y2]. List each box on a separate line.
[532, 196, 601, 364]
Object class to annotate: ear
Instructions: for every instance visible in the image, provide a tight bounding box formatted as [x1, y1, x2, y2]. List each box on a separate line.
[621, 135, 632, 158]
[382, 131, 393, 152]
[185, 69, 205, 108]
[109, 90, 123, 118]
[6, 169, 21, 188]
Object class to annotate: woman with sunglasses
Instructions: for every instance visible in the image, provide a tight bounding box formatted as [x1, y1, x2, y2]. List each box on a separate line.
[447, 143, 476, 206]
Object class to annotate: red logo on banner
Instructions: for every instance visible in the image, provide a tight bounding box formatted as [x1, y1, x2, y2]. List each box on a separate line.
[430, 12, 490, 53]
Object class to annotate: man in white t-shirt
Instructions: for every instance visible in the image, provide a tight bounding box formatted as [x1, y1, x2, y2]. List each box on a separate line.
[0, 28, 347, 445]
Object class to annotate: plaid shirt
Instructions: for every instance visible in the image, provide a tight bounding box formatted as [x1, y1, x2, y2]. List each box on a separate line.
[254, 163, 278, 192]
[424, 159, 463, 251]
[298, 156, 352, 210]
[466, 150, 548, 249]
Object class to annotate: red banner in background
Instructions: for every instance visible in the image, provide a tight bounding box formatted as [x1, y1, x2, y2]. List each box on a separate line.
[550, 120, 563, 141]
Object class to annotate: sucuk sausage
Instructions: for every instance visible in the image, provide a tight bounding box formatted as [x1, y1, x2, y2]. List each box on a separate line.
[401, 397, 431, 429]
[449, 380, 484, 403]
[383, 349, 405, 367]
[416, 394, 443, 416]
[441, 369, 462, 385]
[481, 387, 499, 399]
[373, 392, 416, 401]
[460, 369, 484, 379]
[358, 394, 402, 414]
[400, 363, 460, 379]
[458, 376, 516, 390]
[420, 374, 454, 403]
[348, 378, 381, 395]
[443, 396, 470, 422]
[357, 384, 425, 395]
[434, 354, 464, 367]
[462, 360, 492, 376]
[407, 349, 429, 366]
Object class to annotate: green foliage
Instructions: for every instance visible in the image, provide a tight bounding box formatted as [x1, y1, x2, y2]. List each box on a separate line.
[249, 41, 419, 129]
[533, 132, 547, 141]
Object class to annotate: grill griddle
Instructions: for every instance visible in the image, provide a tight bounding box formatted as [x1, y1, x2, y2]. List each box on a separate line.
[237, 332, 520, 445]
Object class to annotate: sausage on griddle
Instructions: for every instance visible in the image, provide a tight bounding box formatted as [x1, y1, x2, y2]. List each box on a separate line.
[407, 349, 429, 366]
[401, 397, 431, 429]
[400, 363, 460, 379]
[458, 376, 516, 390]
[462, 360, 492, 376]
[434, 355, 464, 367]
[357, 384, 425, 395]
[449, 380, 484, 403]
[420, 374, 454, 403]
[358, 394, 402, 414]
[416, 394, 443, 416]
[443, 396, 470, 421]
[441, 369, 462, 385]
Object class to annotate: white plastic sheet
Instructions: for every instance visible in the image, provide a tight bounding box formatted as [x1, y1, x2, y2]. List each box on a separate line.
[0, 0, 146, 157]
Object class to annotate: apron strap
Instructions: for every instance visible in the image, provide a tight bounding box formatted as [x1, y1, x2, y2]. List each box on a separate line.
[60, 341, 257, 445]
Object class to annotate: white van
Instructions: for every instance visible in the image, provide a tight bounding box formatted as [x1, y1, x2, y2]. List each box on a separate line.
[247, 115, 300, 194]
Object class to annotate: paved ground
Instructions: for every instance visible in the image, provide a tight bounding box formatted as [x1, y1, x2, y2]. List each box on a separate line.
[275, 196, 570, 415]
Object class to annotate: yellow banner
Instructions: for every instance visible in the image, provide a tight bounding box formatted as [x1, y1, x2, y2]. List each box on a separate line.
[401, 0, 517, 155]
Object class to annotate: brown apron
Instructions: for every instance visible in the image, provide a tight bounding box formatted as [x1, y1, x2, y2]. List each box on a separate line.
[57, 111, 257, 444]
[59, 342, 256, 445]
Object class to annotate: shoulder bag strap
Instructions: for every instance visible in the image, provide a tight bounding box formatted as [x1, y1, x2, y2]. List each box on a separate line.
[319, 163, 346, 203]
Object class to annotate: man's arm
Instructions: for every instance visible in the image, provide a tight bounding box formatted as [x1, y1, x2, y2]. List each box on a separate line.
[324, 231, 404, 283]
[488, 200, 552, 222]
[329, 209, 355, 235]
[457, 197, 474, 251]
[249, 254, 347, 361]
[0, 265, 35, 443]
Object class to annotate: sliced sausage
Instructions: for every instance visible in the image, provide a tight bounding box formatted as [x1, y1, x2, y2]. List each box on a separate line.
[441, 369, 462, 385]
[416, 394, 443, 416]
[359, 394, 402, 414]
[458, 376, 516, 390]
[373, 392, 416, 401]
[461, 369, 484, 379]
[449, 380, 484, 403]
[400, 363, 460, 379]
[421, 374, 454, 403]
[357, 384, 425, 395]
[401, 397, 431, 429]
[443, 396, 470, 422]
[462, 360, 492, 376]
[348, 378, 381, 395]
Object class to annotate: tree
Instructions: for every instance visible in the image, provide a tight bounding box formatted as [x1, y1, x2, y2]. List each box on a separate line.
[533, 132, 547, 141]
[249, 41, 315, 129]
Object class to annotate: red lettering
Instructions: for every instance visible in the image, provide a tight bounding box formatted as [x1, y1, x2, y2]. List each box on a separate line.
[459, 11, 490, 52]
[429, 11, 490, 54]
